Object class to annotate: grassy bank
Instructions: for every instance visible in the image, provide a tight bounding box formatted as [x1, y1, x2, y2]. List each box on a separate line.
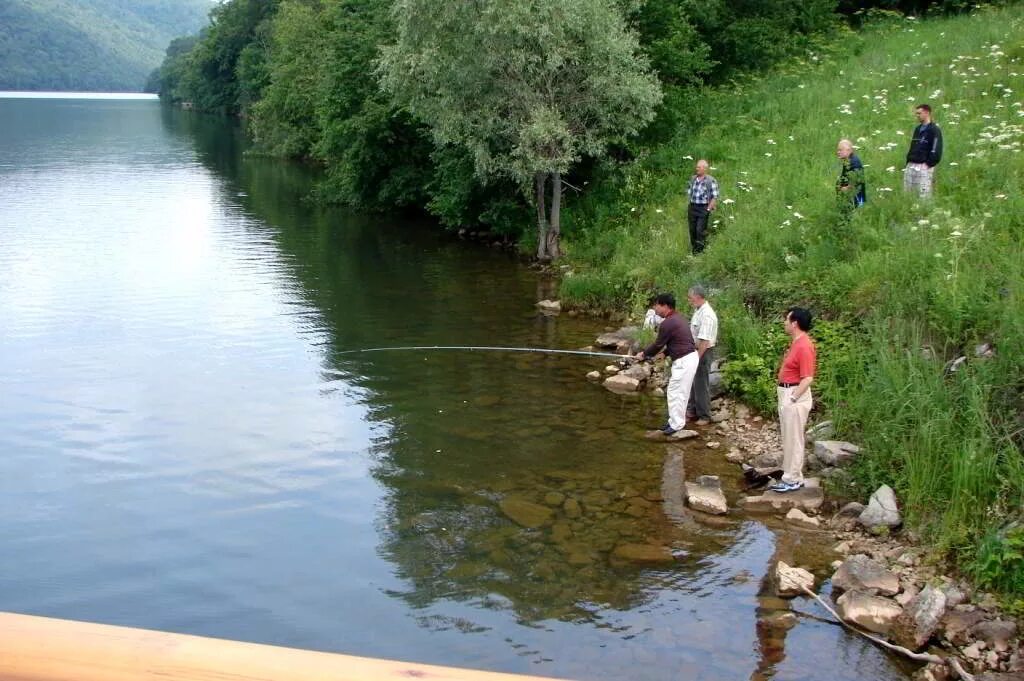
[562, 6, 1024, 601]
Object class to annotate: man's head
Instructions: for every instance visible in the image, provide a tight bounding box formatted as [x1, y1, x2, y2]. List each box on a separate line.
[695, 159, 709, 176]
[915, 103, 932, 124]
[687, 285, 707, 308]
[654, 293, 676, 316]
[837, 139, 853, 159]
[784, 307, 813, 335]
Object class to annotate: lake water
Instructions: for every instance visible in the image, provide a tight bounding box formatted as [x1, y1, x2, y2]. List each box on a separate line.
[0, 94, 914, 680]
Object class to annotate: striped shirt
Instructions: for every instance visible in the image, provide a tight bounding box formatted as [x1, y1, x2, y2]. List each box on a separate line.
[690, 302, 718, 348]
[687, 174, 719, 205]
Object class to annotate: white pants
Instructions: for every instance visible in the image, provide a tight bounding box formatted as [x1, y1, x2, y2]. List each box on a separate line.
[667, 352, 699, 430]
[778, 386, 813, 484]
[903, 163, 934, 199]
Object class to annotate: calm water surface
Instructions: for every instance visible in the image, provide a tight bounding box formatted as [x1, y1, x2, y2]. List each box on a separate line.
[0, 95, 913, 680]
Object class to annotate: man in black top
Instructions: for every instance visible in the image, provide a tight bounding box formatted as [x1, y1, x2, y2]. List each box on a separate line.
[904, 103, 943, 199]
[634, 293, 698, 436]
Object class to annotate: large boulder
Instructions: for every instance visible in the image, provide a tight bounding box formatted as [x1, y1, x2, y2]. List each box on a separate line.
[708, 358, 726, 399]
[831, 554, 900, 596]
[595, 327, 638, 352]
[890, 585, 948, 651]
[499, 498, 554, 528]
[621, 362, 652, 381]
[603, 374, 641, 393]
[858, 485, 902, 532]
[684, 475, 728, 515]
[806, 420, 836, 442]
[813, 440, 860, 467]
[775, 561, 815, 597]
[785, 508, 821, 528]
[940, 609, 987, 646]
[835, 590, 904, 635]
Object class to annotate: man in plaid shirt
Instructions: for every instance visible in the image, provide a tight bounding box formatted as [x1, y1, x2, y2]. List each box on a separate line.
[686, 159, 718, 254]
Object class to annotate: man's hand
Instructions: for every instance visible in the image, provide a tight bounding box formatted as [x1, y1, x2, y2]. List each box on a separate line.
[634, 351, 645, 361]
[708, 199, 717, 211]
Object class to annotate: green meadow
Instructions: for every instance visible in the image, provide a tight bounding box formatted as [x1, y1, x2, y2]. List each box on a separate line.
[562, 6, 1024, 601]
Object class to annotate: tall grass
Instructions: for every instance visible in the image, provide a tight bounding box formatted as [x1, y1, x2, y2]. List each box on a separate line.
[562, 6, 1024, 597]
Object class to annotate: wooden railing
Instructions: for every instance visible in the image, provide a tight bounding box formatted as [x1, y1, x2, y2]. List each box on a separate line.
[0, 611, 565, 681]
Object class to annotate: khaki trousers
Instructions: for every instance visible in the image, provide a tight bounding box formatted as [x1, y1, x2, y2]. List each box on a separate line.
[778, 386, 812, 484]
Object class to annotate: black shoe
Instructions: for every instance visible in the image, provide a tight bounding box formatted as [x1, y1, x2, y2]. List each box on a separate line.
[662, 426, 679, 436]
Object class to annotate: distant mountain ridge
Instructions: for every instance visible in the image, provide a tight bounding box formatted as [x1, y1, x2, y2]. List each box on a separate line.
[0, 0, 213, 92]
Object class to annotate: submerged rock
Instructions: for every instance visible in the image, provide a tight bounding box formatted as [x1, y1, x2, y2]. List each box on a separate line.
[499, 498, 555, 528]
[684, 475, 728, 515]
[612, 543, 675, 564]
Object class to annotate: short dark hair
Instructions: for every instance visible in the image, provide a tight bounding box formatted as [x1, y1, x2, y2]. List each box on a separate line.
[786, 307, 812, 331]
[655, 293, 676, 309]
[916, 103, 932, 114]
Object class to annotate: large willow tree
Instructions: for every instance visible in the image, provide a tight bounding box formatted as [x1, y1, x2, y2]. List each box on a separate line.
[379, 0, 661, 260]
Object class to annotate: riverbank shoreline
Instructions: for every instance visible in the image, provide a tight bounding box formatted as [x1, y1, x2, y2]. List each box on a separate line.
[576, 319, 1023, 679]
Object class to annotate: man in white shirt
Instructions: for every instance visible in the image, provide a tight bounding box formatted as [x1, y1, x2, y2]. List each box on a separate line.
[687, 285, 719, 425]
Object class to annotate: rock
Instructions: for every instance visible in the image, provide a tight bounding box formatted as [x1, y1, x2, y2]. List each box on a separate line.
[708, 366, 725, 399]
[706, 441, 720, 448]
[586, 370, 601, 380]
[751, 451, 783, 468]
[835, 590, 904, 635]
[975, 342, 996, 358]
[837, 502, 866, 518]
[942, 610, 987, 646]
[603, 374, 640, 393]
[536, 299, 561, 313]
[740, 486, 825, 514]
[594, 327, 638, 351]
[684, 476, 728, 515]
[831, 554, 900, 596]
[669, 429, 699, 441]
[806, 420, 836, 442]
[858, 485, 902, 532]
[813, 440, 861, 466]
[940, 584, 967, 609]
[896, 584, 920, 607]
[976, 673, 1024, 681]
[775, 561, 815, 597]
[964, 641, 985, 660]
[604, 364, 621, 374]
[913, 662, 951, 681]
[562, 498, 582, 519]
[1010, 642, 1024, 672]
[499, 498, 555, 528]
[550, 522, 572, 543]
[612, 543, 675, 564]
[971, 620, 1018, 653]
[725, 448, 745, 463]
[621, 362, 652, 381]
[944, 356, 968, 375]
[785, 508, 821, 528]
[891, 585, 948, 651]
[652, 387, 665, 396]
[543, 491, 566, 506]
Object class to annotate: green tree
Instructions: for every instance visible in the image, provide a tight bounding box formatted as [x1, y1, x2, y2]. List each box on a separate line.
[379, 0, 662, 260]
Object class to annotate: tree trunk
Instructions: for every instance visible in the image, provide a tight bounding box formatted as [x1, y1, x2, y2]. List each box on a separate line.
[535, 172, 549, 261]
[546, 171, 562, 260]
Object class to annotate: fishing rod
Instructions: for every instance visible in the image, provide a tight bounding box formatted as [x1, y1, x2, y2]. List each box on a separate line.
[335, 345, 638, 361]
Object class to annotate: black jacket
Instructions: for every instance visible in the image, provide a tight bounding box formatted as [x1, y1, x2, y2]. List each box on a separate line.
[906, 122, 943, 167]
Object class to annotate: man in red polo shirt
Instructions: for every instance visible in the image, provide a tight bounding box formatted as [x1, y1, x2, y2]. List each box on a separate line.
[770, 307, 817, 493]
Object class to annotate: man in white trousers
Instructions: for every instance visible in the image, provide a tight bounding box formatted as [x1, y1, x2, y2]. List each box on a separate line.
[635, 293, 698, 436]
[770, 307, 817, 493]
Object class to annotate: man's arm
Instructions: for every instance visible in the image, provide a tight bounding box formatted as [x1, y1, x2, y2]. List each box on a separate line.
[708, 177, 719, 211]
[928, 126, 943, 167]
[636, 321, 670, 359]
[697, 339, 710, 357]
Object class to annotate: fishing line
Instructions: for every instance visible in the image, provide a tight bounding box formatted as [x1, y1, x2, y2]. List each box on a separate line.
[335, 345, 635, 360]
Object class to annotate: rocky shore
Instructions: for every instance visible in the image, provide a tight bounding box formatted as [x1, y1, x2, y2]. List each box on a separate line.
[582, 323, 1023, 679]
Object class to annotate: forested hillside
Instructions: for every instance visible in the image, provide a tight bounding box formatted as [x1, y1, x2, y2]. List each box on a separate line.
[0, 0, 213, 91]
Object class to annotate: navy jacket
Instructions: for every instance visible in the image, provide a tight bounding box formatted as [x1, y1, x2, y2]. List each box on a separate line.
[906, 122, 943, 167]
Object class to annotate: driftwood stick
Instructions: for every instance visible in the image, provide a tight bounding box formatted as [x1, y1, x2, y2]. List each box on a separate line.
[799, 586, 943, 663]
[798, 586, 977, 680]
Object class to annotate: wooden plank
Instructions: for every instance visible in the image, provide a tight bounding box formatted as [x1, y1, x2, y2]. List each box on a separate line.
[0, 612, 567, 681]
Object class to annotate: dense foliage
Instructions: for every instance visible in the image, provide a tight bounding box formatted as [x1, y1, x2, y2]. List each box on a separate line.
[0, 0, 211, 91]
[154, 0, 854, 233]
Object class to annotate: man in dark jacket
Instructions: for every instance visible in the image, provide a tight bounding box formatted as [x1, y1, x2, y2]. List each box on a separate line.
[904, 103, 943, 199]
[836, 139, 866, 211]
[635, 293, 698, 436]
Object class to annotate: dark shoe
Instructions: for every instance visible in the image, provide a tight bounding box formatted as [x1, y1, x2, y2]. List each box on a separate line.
[662, 426, 679, 436]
